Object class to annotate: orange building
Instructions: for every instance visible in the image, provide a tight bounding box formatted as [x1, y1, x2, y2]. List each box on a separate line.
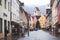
[29, 16, 37, 30]
[33, 16, 37, 28]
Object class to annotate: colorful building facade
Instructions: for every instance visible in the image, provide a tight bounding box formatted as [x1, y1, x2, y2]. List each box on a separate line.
[39, 15, 46, 28]
[0, 0, 11, 39]
[51, 0, 60, 32]
[19, 7, 28, 29]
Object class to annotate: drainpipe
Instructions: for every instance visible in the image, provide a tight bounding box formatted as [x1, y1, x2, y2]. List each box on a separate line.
[27, 17, 29, 36]
[10, 0, 12, 35]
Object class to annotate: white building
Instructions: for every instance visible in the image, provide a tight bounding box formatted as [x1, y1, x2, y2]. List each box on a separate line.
[0, 0, 11, 39]
[11, 0, 20, 28]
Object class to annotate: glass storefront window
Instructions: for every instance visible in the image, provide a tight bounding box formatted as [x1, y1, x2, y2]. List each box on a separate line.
[8, 21, 10, 33]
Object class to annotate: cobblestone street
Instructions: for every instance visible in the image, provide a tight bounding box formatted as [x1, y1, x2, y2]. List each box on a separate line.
[0, 0, 60, 40]
[0, 30, 60, 40]
[18, 30, 60, 40]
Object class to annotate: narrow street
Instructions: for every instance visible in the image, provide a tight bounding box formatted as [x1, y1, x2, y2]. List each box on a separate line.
[0, 0, 60, 40]
[18, 30, 60, 40]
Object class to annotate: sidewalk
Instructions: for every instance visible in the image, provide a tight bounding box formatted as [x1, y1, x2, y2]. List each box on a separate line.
[0, 35, 20, 40]
[43, 29, 60, 38]
[0, 35, 12, 40]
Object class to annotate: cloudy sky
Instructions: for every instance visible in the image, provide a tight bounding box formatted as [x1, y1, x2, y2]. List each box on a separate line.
[19, 0, 50, 15]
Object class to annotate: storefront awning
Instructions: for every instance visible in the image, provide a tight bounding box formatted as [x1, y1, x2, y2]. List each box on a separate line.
[11, 21, 20, 26]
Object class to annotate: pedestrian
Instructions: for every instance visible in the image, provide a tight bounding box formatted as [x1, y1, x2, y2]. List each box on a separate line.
[19, 26, 22, 36]
[22, 25, 25, 37]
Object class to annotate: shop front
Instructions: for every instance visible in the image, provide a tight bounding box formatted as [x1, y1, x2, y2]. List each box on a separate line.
[11, 21, 20, 35]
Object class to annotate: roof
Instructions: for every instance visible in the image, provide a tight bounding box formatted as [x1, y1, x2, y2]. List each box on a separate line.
[35, 7, 40, 11]
[20, 7, 24, 13]
[50, 0, 55, 7]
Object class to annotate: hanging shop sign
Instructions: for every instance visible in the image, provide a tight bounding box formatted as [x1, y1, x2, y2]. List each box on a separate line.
[3, 13, 7, 17]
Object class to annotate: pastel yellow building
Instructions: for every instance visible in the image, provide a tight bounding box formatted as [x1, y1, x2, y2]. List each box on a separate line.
[38, 15, 46, 28]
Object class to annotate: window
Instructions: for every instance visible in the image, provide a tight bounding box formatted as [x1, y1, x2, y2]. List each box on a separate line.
[0, 0, 2, 5]
[8, 21, 10, 33]
[5, 0, 7, 8]
[0, 18, 2, 33]
[8, 2, 10, 11]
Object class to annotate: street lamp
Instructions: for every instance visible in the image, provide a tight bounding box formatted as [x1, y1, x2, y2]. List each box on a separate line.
[27, 14, 30, 36]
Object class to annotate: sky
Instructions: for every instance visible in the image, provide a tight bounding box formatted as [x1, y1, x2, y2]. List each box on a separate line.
[19, 0, 50, 15]
[19, 0, 50, 6]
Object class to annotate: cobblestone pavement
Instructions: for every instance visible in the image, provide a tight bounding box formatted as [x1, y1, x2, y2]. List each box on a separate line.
[18, 30, 60, 40]
[0, 30, 60, 40]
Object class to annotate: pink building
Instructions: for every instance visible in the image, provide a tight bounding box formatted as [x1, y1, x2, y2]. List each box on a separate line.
[57, 1, 60, 24]
[51, 0, 60, 32]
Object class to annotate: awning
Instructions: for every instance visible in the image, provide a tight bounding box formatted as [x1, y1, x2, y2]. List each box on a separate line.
[11, 21, 20, 26]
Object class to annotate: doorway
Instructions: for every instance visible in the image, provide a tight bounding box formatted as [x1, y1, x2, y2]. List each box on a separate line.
[4, 20, 7, 37]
